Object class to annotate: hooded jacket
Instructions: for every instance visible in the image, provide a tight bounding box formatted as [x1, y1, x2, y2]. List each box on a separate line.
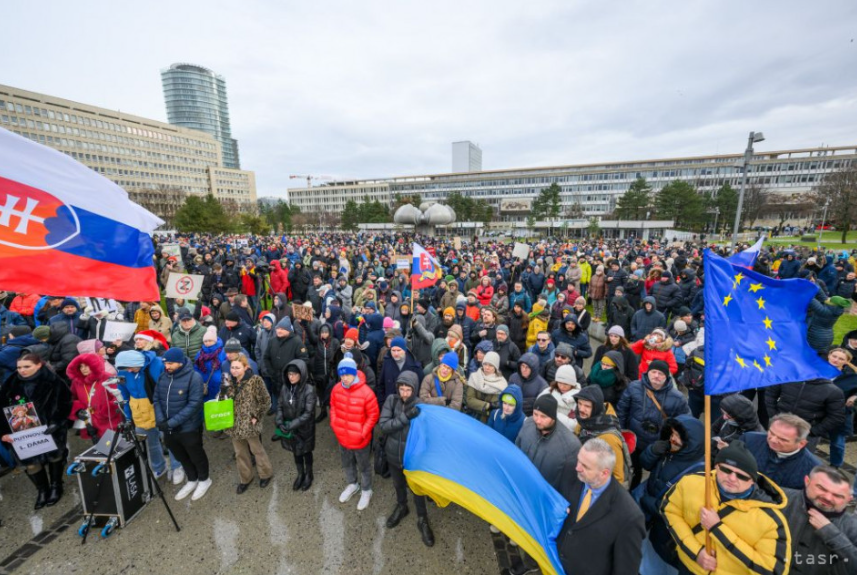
[526, 303, 550, 349]
[171, 320, 206, 360]
[117, 350, 163, 430]
[712, 393, 764, 446]
[639, 415, 705, 519]
[629, 335, 678, 375]
[487, 384, 524, 442]
[807, 297, 845, 353]
[630, 296, 667, 342]
[264, 330, 309, 388]
[311, 324, 339, 386]
[47, 322, 82, 376]
[575, 385, 629, 485]
[617, 373, 690, 447]
[662, 470, 791, 575]
[276, 359, 316, 455]
[551, 311, 592, 368]
[508, 352, 548, 416]
[379, 371, 420, 468]
[67, 353, 120, 439]
[607, 295, 634, 338]
[378, 346, 423, 408]
[153, 360, 205, 433]
[330, 369, 379, 450]
[423, 338, 452, 377]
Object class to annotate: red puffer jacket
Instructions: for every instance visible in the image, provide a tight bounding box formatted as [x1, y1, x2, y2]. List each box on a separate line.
[67, 353, 120, 440]
[330, 371, 380, 449]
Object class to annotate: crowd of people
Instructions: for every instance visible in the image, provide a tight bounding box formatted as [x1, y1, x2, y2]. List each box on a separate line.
[0, 231, 856, 574]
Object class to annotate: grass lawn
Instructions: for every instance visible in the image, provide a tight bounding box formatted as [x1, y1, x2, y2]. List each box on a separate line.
[765, 230, 857, 251]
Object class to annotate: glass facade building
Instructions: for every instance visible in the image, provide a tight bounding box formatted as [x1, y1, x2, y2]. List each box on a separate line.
[161, 63, 240, 169]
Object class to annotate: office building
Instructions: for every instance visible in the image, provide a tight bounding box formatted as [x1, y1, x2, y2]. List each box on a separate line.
[0, 84, 257, 223]
[161, 63, 240, 169]
[288, 145, 857, 229]
[452, 140, 482, 173]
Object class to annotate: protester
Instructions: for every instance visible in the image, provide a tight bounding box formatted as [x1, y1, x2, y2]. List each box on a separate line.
[487, 385, 525, 442]
[419, 351, 465, 411]
[515, 394, 581, 492]
[574, 385, 630, 485]
[538, 364, 581, 432]
[275, 359, 316, 492]
[224, 355, 273, 493]
[465, 351, 507, 421]
[67, 353, 120, 441]
[741, 413, 822, 490]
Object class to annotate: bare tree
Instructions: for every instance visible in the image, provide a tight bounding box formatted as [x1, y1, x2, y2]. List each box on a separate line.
[814, 162, 857, 243]
[741, 183, 769, 228]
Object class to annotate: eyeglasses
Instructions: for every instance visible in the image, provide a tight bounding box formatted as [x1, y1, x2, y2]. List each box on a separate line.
[716, 465, 752, 482]
[537, 338, 549, 342]
[555, 354, 569, 360]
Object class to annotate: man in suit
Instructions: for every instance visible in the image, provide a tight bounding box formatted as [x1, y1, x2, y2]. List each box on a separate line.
[555, 439, 646, 575]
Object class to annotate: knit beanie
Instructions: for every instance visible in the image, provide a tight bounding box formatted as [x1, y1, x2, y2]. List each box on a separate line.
[261, 313, 276, 327]
[224, 338, 242, 353]
[383, 317, 395, 329]
[345, 328, 360, 343]
[496, 324, 510, 336]
[390, 337, 408, 351]
[115, 350, 146, 368]
[533, 394, 558, 420]
[554, 365, 578, 385]
[441, 351, 459, 371]
[203, 325, 218, 344]
[225, 311, 240, 322]
[163, 348, 186, 364]
[482, 351, 501, 371]
[33, 326, 51, 341]
[337, 356, 358, 377]
[714, 440, 758, 482]
[607, 325, 625, 338]
[417, 298, 430, 311]
[276, 317, 293, 332]
[674, 320, 688, 332]
[443, 307, 455, 318]
[648, 359, 670, 377]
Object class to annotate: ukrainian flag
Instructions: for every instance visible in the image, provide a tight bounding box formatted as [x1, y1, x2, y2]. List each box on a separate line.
[404, 405, 569, 575]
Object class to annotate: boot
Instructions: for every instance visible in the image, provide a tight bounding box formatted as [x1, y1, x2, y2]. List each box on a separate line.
[417, 516, 435, 547]
[300, 460, 313, 491]
[292, 461, 305, 491]
[45, 461, 65, 507]
[314, 405, 327, 423]
[386, 503, 409, 529]
[26, 469, 50, 510]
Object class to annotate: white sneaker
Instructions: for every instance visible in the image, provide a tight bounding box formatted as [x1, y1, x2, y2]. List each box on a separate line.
[357, 490, 372, 511]
[191, 478, 213, 501]
[339, 483, 360, 503]
[171, 467, 185, 486]
[175, 480, 197, 501]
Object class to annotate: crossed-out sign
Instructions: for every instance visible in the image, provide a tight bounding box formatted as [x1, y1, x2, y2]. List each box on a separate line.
[166, 272, 204, 299]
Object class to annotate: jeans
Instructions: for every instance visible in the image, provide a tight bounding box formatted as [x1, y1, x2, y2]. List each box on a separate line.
[164, 428, 209, 482]
[339, 444, 372, 491]
[829, 406, 853, 467]
[138, 427, 181, 475]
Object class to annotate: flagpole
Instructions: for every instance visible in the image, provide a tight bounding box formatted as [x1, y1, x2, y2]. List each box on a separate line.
[703, 394, 713, 555]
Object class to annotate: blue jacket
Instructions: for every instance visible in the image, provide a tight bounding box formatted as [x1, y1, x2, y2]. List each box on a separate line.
[363, 313, 387, 372]
[220, 350, 259, 378]
[118, 351, 164, 422]
[819, 255, 838, 294]
[527, 341, 556, 371]
[153, 360, 204, 433]
[0, 306, 27, 337]
[509, 290, 533, 313]
[0, 335, 42, 381]
[378, 348, 423, 407]
[777, 257, 800, 279]
[741, 431, 821, 490]
[550, 317, 592, 368]
[487, 384, 524, 442]
[616, 375, 690, 448]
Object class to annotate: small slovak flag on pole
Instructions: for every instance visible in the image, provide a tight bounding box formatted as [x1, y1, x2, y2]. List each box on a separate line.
[411, 243, 443, 289]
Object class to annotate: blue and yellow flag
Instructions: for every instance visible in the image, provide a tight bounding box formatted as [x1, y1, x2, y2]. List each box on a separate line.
[703, 249, 839, 395]
[404, 405, 569, 575]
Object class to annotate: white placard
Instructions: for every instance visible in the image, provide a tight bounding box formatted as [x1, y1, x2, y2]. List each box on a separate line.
[395, 256, 411, 270]
[165, 273, 205, 299]
[11, 425, 58, 459]
[512, 242, 530, 261]
[102, 320, 138, 342]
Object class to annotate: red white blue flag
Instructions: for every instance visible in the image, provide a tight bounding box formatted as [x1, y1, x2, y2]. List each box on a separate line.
[411, 242, 443, 289]
[0, 127, 163, 300]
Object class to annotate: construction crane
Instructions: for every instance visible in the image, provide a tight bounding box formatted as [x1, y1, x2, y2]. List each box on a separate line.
[289, 174, 334, 188]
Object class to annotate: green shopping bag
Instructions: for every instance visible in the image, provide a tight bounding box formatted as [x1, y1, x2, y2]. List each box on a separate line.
[204, 398, 234, 431]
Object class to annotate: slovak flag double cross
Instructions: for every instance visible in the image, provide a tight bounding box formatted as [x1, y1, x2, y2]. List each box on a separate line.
[411, 243, 443, 289]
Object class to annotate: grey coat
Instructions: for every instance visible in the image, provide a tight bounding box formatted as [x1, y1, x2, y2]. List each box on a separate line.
[783, 487, 857, 574]
[515, 417, 581, 492]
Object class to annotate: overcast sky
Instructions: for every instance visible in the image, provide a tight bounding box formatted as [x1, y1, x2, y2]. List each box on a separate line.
[2, 1, 856, 199]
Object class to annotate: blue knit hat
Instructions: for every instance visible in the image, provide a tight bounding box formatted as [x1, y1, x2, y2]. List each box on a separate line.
[338, 354, 358, 377]
[277, 317, 293, 332]
[441, 351, 459, 371]
[163, 348, 186, 364]
[115, 350, 145, 368]
[390, 337, 408, 351]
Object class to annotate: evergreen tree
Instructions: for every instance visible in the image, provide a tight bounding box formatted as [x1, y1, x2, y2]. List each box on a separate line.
[341, 199, 360, 231]
[655, 180, 706, 231]
[614, 177, 652, 220]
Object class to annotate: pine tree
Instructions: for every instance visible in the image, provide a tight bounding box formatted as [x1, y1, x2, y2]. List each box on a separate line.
[614, 177, 652, 220]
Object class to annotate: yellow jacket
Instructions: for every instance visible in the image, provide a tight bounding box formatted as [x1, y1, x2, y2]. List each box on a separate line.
[662, 470, 791, 575]
[526, 304, 549, 348]
[579, 261, 592, 285]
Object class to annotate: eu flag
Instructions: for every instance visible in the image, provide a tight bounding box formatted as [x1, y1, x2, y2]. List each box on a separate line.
[703, 249, 839, 395]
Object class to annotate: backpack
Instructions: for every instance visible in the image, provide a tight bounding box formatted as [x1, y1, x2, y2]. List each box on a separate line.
[679, 348, 704, 391]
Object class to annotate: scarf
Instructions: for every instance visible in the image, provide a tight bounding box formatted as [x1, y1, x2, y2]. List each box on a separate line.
[467, 369, 508, 394]
[577, 410, 621, 437]
[195, 344, 223, 374]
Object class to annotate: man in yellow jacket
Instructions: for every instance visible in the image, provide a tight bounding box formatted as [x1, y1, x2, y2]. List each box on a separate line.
[662, 440, 792, 575]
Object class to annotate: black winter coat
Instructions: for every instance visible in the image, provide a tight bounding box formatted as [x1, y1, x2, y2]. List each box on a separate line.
[493, 338, 522, 380]
[276, 360, 316, 456]
[592, 343, 640, 381]
[0, 365, 72, 458]
[264, 333, 310, 389]
[379, 371, 420, 468]
[557, 477, 646, 575]
[47, 323, 82, 378]
[766, 378, 846, 439]
[651, 279, 682, 315]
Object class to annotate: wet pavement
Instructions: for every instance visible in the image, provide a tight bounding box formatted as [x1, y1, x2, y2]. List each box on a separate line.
[0, 421, 501, 575]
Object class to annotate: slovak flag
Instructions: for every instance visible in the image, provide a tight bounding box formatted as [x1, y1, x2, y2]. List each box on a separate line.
[0, 127, 163, 300]
[412, 242, 443, 289]
[728, 235, 765, 269]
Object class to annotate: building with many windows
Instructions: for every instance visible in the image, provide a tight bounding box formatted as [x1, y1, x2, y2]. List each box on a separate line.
[161, 63, 240, 169]
[452, 140, 482, 173]
[0, 84, 256, 223]
[288, 145, 857, 228]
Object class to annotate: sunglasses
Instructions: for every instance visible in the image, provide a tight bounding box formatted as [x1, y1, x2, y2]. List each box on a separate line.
[717, 465, 752, 482]
[537, 338, 549, 342]
[555, 354, 569, 360]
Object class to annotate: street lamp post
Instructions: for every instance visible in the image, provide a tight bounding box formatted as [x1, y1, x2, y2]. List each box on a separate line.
[818, 198, 830, 250]
[713, 207, 720, 240]
[731, 131, 765, 252]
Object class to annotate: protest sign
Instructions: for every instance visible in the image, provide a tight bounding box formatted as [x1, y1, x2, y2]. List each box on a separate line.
[512, 242, 530, 261]
[102, 321, 138, 342]
[10, 426, 58, 459]
[395, 256, 411, 270]
[292, 303, 314, 322]
[165, 273, 205, 300]
[453, 237, 462, 250]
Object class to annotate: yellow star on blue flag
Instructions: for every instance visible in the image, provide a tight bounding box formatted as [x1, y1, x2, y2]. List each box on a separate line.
[703, 250, 839, 395]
